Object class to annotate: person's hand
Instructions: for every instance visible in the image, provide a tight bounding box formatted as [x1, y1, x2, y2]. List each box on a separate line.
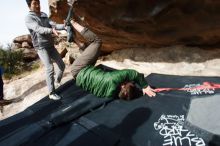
[67, 0, 77, 6]
[63, 20, 68, 28]
[142, 86, 156, 97]
[52, 28, 59, 37]
[70, 19, 75, 24]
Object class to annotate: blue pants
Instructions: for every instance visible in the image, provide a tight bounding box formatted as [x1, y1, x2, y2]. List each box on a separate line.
[0, 75, 3, 100]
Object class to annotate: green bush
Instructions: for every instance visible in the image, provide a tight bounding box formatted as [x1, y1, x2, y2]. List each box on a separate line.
[0, 44, 24, 79]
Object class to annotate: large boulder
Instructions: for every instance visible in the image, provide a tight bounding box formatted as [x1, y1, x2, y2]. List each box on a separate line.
[12, 34, 37, 62]
[13, 35, 32, 46]
[49, 0, 220, 53]
[11, 43, 22, 50]
[17, 48, 38, 62]
[22, 42, 32, 49]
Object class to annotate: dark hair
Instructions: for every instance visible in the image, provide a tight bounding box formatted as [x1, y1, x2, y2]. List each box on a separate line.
[26, 0, 32, 7]
[118, 82, 142, 101]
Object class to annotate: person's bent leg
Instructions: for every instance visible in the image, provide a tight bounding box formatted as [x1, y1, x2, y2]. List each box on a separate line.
[71, 21, 101, 43]
[37, 49, 55, 93]
[70, 21, 102, 78]
[71, 32, 102, 77]
[70, 21, 102, 76]
[50, 46, 65, 83]
[71, 40, 101, 77]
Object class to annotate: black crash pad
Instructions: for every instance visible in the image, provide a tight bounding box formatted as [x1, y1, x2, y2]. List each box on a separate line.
[1, 73, 220, 146]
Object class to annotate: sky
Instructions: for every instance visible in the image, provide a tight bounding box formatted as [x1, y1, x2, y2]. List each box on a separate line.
[0, 1, 49, 47]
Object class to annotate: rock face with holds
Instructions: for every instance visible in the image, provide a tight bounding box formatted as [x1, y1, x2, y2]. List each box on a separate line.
[48, 0, 220, 53]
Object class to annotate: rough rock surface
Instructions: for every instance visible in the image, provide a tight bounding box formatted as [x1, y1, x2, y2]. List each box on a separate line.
[49, 0, 220, 52]
[13, 35, 32, 45]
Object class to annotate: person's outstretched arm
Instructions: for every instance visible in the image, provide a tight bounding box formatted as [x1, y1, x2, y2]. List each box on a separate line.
[49, 20, 65, 31]
[133, 72, 156, 97]
[142, 86, 156, 97]
[117, 69, 156, 97]
[25, 15, 53, 35]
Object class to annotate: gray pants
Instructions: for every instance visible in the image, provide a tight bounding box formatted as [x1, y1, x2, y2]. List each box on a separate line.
[71, 28, 102, 78]
[37, 46, 65, 93]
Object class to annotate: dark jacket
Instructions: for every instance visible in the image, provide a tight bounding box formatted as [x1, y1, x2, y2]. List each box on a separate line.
[0, 66, 3, 100]
[76, 66, 148, 98]
[0, 66, 2, 76]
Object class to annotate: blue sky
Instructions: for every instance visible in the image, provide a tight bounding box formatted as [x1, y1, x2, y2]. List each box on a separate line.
[0, 0, 49, 47]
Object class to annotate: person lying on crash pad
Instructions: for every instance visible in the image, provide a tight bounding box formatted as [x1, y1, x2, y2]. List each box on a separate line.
[69, 0, 156, 100]
[75, 65, 156, 100]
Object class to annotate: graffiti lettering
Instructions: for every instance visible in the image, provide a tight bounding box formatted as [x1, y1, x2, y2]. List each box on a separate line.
[154, 115, 205, 146]
[184, 84, 215, 95]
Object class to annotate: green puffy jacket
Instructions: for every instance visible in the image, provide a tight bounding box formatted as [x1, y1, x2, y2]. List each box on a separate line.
[76, 65, 148, 98]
